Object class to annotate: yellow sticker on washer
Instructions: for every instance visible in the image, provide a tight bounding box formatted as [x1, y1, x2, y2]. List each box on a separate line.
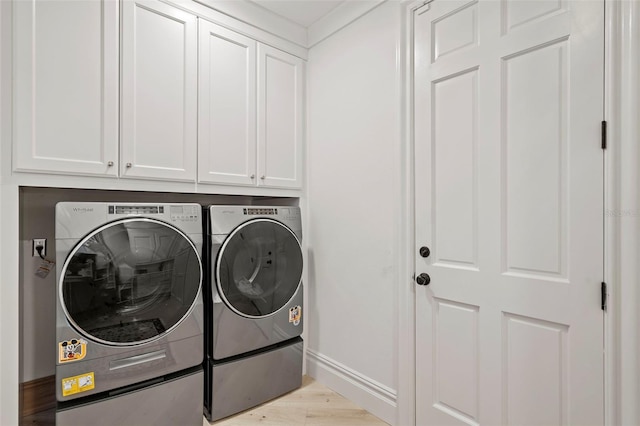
[59, 338, 88, 363]
[289, 305, 301, 326]
[62, 372, 95, 397]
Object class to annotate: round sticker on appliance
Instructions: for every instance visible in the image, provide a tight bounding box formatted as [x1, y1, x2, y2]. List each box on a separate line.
[288, 306, 301, 326]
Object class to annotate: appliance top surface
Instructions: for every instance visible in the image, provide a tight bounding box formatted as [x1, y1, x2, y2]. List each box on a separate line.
[208, 205, 301, 234]
[56, 202, 202, 239]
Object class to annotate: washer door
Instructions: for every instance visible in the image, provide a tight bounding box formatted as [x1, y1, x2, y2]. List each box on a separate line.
[216, 218, 303, 318]
[60, 218, 202, 346]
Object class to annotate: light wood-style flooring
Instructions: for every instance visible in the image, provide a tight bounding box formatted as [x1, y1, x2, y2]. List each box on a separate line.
[208, 376, 388, 426]
[22, 376, 387, 426]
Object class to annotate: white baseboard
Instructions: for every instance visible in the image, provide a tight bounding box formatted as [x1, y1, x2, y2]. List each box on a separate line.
[306, 348, 397, 425]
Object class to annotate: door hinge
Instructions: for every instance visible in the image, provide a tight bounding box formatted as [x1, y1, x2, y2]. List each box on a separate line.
[601, 282, 607, 311]
[601, 121, 607, 149]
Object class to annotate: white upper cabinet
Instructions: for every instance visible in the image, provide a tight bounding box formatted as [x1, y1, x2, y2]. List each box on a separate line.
[258, 45, 304, 189]
[121, 0, 198, 182]
[11, 0, 304, 191]
[13, 0, 119, 176]
[198, 20, 257, 186]
[199, 25, 304, 190]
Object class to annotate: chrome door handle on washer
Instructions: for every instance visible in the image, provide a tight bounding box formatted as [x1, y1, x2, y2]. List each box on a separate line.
[109, 350, 166, 370]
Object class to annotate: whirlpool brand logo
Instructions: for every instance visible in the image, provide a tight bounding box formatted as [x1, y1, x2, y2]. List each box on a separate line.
[72, 207, 94, 213]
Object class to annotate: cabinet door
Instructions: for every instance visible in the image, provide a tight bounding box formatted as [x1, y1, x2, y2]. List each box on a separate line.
[198, 20, 256, 186]
[121, 0, 197, 181]
[13, 0, 119, 176]
[257, 45, 304, 189]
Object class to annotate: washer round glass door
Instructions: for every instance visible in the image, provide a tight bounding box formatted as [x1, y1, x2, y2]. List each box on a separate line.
[59, 218, 202, 346]
[216, 218, 303, 318]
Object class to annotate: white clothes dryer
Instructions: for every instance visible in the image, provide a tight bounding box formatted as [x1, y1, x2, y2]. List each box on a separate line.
[204, 205, 304, 421]
[55, 202, 204, 426]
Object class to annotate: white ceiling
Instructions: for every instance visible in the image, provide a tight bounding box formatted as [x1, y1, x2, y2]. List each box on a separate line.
[248, 0, 345, 27]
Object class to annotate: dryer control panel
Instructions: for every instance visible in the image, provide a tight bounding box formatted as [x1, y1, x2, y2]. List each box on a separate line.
[243, 208, 278, 216]
[210, 205, 301, 238]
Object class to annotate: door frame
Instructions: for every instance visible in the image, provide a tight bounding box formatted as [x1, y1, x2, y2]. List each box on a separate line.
[397, 0, 640, 425]
[603, 1, 640, 424]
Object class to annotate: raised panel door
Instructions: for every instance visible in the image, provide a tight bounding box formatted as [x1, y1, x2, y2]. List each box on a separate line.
[121, 0, 197, 182]
[13, 0, 118, 176]
[414, 0, 604, 424]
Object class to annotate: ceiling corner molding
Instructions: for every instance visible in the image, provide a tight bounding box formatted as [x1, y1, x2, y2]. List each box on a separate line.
[307, 0, 386, 48]
[193, 0, 308, 48]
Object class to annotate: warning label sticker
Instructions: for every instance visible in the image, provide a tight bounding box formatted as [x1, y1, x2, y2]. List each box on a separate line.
[62, 372, 95, 397]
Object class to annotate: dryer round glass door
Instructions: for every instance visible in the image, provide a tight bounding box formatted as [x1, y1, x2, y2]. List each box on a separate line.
[216, 218, 303, 318]
[59, 218, 202, 346]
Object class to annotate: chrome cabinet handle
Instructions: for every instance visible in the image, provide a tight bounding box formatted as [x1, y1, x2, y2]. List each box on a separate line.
[126, 163, 132, 168]
[250, 174, 255, 179]
[260, 175, 265, 180]
[107, 161, 114, 167]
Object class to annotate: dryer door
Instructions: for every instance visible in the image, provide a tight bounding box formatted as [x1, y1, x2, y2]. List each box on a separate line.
[216, 218, 303, 318]
[59, 218, 202, 346]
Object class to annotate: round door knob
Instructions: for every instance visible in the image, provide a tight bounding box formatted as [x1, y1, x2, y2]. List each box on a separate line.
[250, 174, 255, 179]
[260, 175, 265, 180]
[416, 273, 430, 286]
[126, 162, 132, 168]
[419, 246, 431, 258]
[107, 161, 114, 167]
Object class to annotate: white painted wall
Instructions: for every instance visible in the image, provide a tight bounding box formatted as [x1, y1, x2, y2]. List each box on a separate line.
[305, 2, 403, 424]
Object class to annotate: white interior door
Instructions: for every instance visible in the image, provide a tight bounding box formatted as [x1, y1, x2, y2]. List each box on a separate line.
[414, 1, 604, 425]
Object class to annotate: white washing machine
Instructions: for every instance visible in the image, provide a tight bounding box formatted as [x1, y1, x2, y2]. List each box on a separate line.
[204, 205, 304, 421]
[55, 202, 204, 426]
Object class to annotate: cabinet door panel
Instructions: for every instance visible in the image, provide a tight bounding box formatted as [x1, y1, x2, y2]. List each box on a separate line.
[13, 0, 118, 176]
[198, 20, 256, 186]
[121, 0, 197, 181]
[257, 45, 304, 189]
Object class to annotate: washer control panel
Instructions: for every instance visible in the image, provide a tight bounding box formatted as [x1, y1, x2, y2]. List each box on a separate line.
[105, 204, 200, 223]
[170, 205, 200, 222]
[108, 205, 164, 215]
